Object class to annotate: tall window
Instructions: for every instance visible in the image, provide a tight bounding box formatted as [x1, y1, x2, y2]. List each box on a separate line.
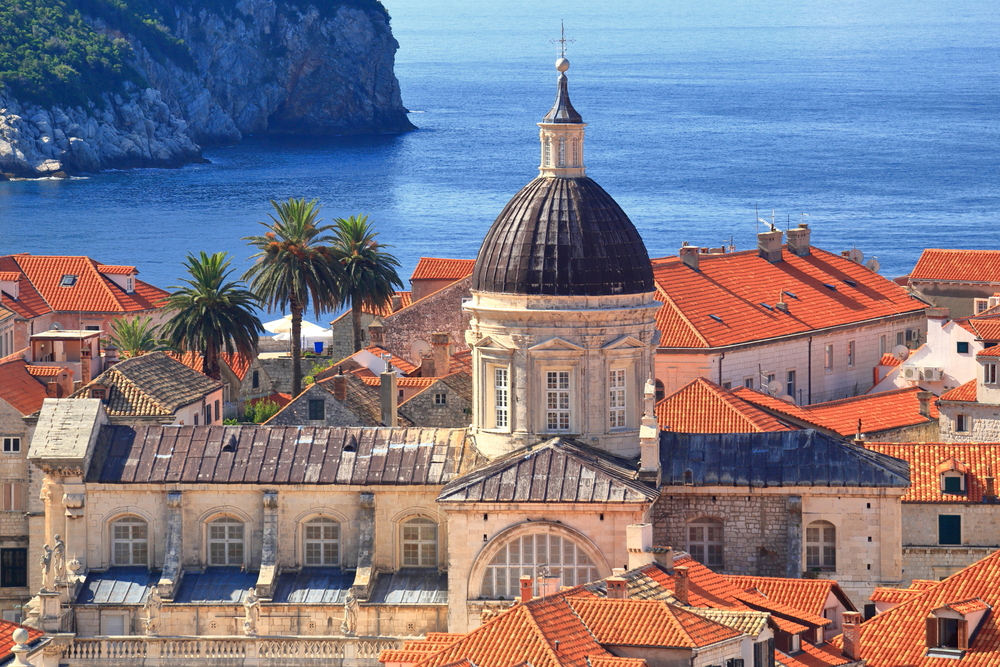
[494, 367, 509, 429]
[986, 363, 998, 384]
[786, 370, 796, 398]
[806, 521, 836, 570]
[571, 139, 579, 166]
[546, 371, 571, 431]
[558, 138, 566, 166]
[0, 549, 27, 588]
[480, 533, 599, 599]
[112, 517, 148, 566]
[543, 138, 552, 166]
[0, 483, 22, 512]
[938, 515, 961, 545]
[688, 519, 724, 568]
[744, 377, 754, 390]
[880, 335, 887, 355]
[956, 414, 970, 433]
[402, 517, 437, 567]
[208, 517, 244, 566]
[308, 399, 325, 421]
[824, 345, 834, 370]
[609, 368, 627, 429]
[847, 341, 855, 367]
[304, 517, 339, 566]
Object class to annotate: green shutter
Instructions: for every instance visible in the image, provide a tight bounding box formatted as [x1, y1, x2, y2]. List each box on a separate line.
[939, 515, 961, 545]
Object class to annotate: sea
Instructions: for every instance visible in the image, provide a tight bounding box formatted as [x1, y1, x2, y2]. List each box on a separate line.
[0, 0, 998, 312]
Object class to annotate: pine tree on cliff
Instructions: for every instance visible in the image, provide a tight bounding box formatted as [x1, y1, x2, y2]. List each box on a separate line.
[243, 198, 343, 397]
[330, 214, 403, 353]
[160, 252, 263, 381]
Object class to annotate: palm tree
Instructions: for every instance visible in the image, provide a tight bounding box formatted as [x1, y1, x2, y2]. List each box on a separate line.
[160, 252, 264, 381]
[243, 198, 343, 397]
[331, 214, 403, 353]
[106, 316, 171, 359]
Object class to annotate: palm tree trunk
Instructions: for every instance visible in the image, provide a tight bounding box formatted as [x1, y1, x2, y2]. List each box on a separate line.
[351, 298, 364, 353]
[204, 340, 221, 381]
[291, 298, 303, 397]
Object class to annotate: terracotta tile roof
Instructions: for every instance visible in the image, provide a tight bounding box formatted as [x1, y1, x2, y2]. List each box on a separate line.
[568, 597, 740, 648]
[971, 321, 1000, 341]
[941, 598, 989, 614]
[382, 649, 442, 664]
[73, 352, 222, 417]
[358, 376, 438, 388]
[735, 386, 937, 436]
[449, 350, 472, 375]
[775, 641, 854, 667]
[841, 547, 1000, 666]
[910, 249, 1000, 283]
[655, 378, 797, 433]
[424, 634, 466, 644]
[96, 265, 137, 274]
[25, 365, 63, 376]
[168, 351, 254, 381]
[734, 590, 831, 629]
[586, 658, 646, 667]
[298, 373, 415, 427]
[940, 379, 977, 402]
[725, 576, 849, 617]
[878, 353, 901, 367]
[410, 258, 477, 282]
[686, 608, 771, 638]
[364, 346, 419, 375]
[247, 392, 291, 408]
[651, 247, 925, 349]
[0, 353, 50, 415]
[0, 271, 22, 282]
[0, 619, 42, 661]
[978, 346, 1000, 357]
[370, 291, 414, 317]
[910, 579, 938, 590]
[869, 586, 923, 604]
[864, 442, 1000, 502]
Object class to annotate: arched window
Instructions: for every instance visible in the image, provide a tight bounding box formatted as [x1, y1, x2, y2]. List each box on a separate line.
[688, 518, 724, 568]
[558, 138, 566, 166]
[304, 517, 340, 566]
[480, 533, 599, 599]
[208, 517, 244, 566]
[402, 517, 437, 568]
[655, 380, 665, 403]
[543, 138, 552, 166]
[806, 521, 836, 571]
[112, 517, 148, 566]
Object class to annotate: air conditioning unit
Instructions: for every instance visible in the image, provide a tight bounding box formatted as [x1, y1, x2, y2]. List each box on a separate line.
[902, 366, 920, 381]
[922, 367, 943, 382]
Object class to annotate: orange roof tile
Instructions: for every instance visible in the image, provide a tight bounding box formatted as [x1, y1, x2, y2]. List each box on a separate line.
[651, 247, 925, 349]
[0, 619, 42, 661]
[382, 649, 443, 664]
[878, 353, 902, 367]
[168, 351, 254, 381]
[725, 576, 847, 617]
[25, 365, 64, 377]
[910, 249, 1000, 283]
[910, 580, 938, 591]
[734, 590, 831, 629]
[247, 392, 292, 408]
[586, 658, 646, 667]
[96, 265, 137, 274]
[940, 379, 977, 402]
[978, 346, 1000, 357]
[0, 271, 22, 282]
[776, 641, 854, 667]
[841, 547, 1000, 666]
[358, 376, 438, 388]
[655, 379, 797, 433]
[941, 598, 990, 614]
[410, 258, 477, 282]
[568, 597, 741, 648]
[364, 346, 419, 375]
[864, 443, 1000, 503]
[869, 587, 923, 604]
[370, 291, 414, 317]
[0, 354, 50, 415]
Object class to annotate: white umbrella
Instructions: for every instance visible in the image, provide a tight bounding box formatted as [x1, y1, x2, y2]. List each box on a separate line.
[263, 314, 294, 334]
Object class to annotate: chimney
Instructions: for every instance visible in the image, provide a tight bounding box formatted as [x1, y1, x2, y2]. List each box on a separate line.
[925, 307, 950, 321]
[103, 344, 120, 370]
[379, 354, 398, 427]
[626, 523, 655, 570]
[986, 465, 996, 503]
[606, 576, 627, 600]
[539, 575, 561, 598]
[650, 546, 674, 571]
[520, 575, 533, 604]
[757, 229, 784, 263]
[332, 373, 347, 402]
[391, 294, 403, 312]
[776, 290, 789, 313]
[841, 611, 863, 660]
[45, 381, 61, 398]
[419, 351, 435, 378]
[80, 342, 93, 386]
[431, 333, 451, 378]
[917, 391, 933, 418]
[786, 223, 811, 257]
[367, 317, 385, 347]
[673, 566, 690, 605]
[679, 243, 700, 271]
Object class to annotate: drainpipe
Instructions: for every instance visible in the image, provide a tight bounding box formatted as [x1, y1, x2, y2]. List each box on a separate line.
[718, 353, 725, 386]
[807, 337, 813, 405]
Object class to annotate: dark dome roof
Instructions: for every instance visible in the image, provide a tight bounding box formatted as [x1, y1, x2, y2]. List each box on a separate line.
[472, 177, 654, 296]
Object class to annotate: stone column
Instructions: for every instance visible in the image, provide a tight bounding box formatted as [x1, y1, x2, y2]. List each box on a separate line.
[785, 495, 802, 578]
[158, 491, 183, 599]
[510, 334, 532, 443]
[351, 493, 376, 600]
[257, 491, 279, 598]
[61, 479, 87, 594]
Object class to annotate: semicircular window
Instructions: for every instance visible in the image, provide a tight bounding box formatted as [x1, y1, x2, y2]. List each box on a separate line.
[480, 533, 598, 600]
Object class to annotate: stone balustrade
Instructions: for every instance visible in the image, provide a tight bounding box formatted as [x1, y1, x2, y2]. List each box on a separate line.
[61, 635, 402, 666]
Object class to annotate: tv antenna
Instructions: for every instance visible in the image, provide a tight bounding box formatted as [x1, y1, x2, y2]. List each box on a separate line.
[550, 21, 575, 58]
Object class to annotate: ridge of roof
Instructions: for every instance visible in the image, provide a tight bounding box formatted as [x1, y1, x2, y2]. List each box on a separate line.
[939, 379, 977, 402]
[656, 378, 797, 433]
[910, 248, 1000, 283]
[410, 258, 477, 282]
[863, 442, 1000, 503]
[724, 575, 846, 617]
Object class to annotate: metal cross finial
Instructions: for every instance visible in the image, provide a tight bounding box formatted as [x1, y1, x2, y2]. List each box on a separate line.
[550, 21, 575, 58]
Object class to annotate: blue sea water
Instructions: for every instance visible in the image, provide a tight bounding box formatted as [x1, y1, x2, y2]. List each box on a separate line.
[0, 0, 998, 305]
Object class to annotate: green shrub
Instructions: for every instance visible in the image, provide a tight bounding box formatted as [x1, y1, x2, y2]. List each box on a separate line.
[243, 398, 280, 424]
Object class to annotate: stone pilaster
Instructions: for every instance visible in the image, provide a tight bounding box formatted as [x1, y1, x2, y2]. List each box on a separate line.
[786, 495, 803, 578]
[256, 490, 279, 597]
[351, 492, 375, 600]
[157, 491, 183, 599]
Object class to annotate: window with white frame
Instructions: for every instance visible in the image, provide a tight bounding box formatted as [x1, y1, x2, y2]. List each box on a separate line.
[986, 363, 998, 385]
[2, 438, 19, 453]
[208, 517, 244, 566]
[847, 341, 855, 367]
[303, 517, 339, 566]
[975, 298, 990, 315]
[609, 368, 627, 429]
[545, 370, 571, 431]
[112, 517, 148, 566]
[493, 367, 509, 429]
[806, 520, 836, 571]
[480, 532, 599, 599]
[956, 414, 970, 433]
[786, 370, 796, 398]
[688, 518, 724, 568]
[401, 517, 437, 568]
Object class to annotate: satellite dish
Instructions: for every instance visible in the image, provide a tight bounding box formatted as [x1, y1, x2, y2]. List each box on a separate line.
[846, 248, 864, 263]
[865, 257, 881, 273]
[778, 394, 796, 404]
[766, 380, 783, 396]
[49, 322, 62, 331]
[892, 344, 910, 361]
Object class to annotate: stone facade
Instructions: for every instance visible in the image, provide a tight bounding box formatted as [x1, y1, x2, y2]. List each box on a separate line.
[383, 277, 471, 366]
[265, 383, 368, 427]
[398, 377, 471, 429]
[0, 399, 32, 618]
[328, 311, 377, 363]
[900, 502, 1000, 584]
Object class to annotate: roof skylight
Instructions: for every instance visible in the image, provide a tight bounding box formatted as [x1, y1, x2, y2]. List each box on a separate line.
[60, 275, 77, 287]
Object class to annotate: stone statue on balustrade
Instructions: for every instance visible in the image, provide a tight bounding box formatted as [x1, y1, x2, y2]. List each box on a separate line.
[39, 545, 53, 592]
[243, 588, 260, 636]
[143, 586, 162, 635]
[51, 535, 65, 583]
[340, 590, 358, 636]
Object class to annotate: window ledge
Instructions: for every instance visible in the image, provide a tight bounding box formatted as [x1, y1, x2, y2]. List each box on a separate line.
[926, 648, 965, 659]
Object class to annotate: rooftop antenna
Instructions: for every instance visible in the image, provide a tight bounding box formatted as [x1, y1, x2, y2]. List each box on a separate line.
[550, 20, 575, 58]
[801, 212, 810, 225]
[786, 214, 791, 232]
[722, 234, 736, 253]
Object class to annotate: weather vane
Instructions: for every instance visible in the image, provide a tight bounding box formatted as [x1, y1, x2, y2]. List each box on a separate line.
[550, 21, 575, 58]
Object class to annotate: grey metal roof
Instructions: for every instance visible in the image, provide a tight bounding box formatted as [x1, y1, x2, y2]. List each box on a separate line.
[471, 176, 655, 297]
[438, 437, 658, 503]
[659, 429, 910, 488]
[173, 568, 257, 603]
[89, 424, 480, 485]
[368, 569, 448, 605]
[76, 567, 159, 605]
[542, 72, 583, 123]
[272, 568, 352, 604]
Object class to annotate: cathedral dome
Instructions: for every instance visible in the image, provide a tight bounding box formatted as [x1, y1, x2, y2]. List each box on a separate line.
[471, 176, 654, 296]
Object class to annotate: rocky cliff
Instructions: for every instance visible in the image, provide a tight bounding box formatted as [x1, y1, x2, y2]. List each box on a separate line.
[0, 0, 413, 178]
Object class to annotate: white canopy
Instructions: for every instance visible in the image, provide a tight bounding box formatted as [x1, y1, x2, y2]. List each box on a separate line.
[264, 315, 328, 337]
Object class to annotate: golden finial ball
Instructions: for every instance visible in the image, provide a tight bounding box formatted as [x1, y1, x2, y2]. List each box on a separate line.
[555, 58, 570, 72]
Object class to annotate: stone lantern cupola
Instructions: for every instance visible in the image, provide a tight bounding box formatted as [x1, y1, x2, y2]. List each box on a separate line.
[465, 58, 661, 460]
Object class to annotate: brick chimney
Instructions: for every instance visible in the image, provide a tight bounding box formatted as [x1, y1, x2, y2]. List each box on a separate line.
[332, 373, 347, 402]
[367, 317, 385, 347]
[431, 333, 451, 378]
[917, 391, 933, 418]
[520, 575, 533, 604]
[391, 294, 403, 312]
[419, 351, 435, 377]
[985, 465, 996, 503]
[841, 611, 863, 660]
[786, 223, 811, 257]
[673, 566, 690, 605]
[758, 229, 784, 263]
[379, 354, 398, 427]
[626, 523, 655, 570]
[679, 243, 700, 271]
[650, 546, 674, 571]
[103, 344, 120, 370]
[606, 576, 627, 600]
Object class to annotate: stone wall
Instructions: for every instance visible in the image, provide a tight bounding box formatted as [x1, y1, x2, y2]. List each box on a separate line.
[266, 384, 365, 427]
[938, 402, 1000, 443]
[399, 382, 471, 428]
[382, 277, 472, 366]
[902, 546, 996, 585]
[0, 400, 31, 614]
[328, 311, 377, 363]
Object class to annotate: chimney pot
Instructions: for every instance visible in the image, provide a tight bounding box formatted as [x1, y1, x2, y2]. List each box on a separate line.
[841, 611, 863, 660]
[786, 223, 811, 257]
[391, 295, 402, 312]
[757, 229, 784, 263]
[520, 575, 533, 604]
[367, 318, 385, 346]
[606, 576, 627, 600]
[673, 566, 690, 605]
[986, 475, 996, 503]
[679, 245, 700, 271]
[380, 366, 398, 427]
[332, 374, 347, 402]
[917, 390, 933, 418]
[431, 333, 450, 377]
[626, 524, 655, 570]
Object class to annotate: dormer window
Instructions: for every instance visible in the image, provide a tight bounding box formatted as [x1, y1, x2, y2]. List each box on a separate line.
[926, 598, 991, 657]
[985, 363, 998, 385]
[938, 458, 969, 494]
[60, 274, 77, 287]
